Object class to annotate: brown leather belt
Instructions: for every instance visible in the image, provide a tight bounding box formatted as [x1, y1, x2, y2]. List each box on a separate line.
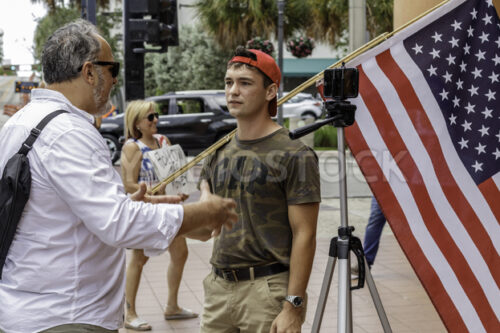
[213, 262, 288, 282]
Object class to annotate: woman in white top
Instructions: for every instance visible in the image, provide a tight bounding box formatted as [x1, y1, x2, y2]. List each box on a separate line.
[121, 100, 197, 331]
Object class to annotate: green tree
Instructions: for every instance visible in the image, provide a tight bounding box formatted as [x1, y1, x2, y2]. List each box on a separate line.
[195, 0, 312, 50]
[196, 0, 393, 49]
[33, 7, 80, 62]
[32, 4, 122, 96]
[308, 0, 393, 46]
[145, 24, 233, 96]
[366, 0, 393, 39]
[306, 0, 347, 46]
[30, 0, 113, 12]
[33, 5, 120, 64]
[30, 0, 60, 12]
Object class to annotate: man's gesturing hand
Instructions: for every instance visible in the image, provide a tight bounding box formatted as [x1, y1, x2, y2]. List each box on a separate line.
[130, 182, 184, 204]
[199, 180, 237, 236]
[178, 180, 238, 238]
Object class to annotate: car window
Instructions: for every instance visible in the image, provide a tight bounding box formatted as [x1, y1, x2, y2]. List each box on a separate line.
[157, 100, 170, 115]
[214, 95, 229, 112]
[176, 98, 204, 114]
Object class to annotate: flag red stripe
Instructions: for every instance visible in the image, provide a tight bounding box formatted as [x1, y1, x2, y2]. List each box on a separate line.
[357, 63, 496, 330]
[345, 122, 468, 333]
[376, 50, 500, 287]
[478, 178, 500, 223]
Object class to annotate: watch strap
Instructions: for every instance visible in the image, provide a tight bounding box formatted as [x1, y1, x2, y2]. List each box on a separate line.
[285, 295, 304, 307]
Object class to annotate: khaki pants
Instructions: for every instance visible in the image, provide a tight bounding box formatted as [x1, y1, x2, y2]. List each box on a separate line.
[201, 270, 306, 333]
[39, 324, 118, 333]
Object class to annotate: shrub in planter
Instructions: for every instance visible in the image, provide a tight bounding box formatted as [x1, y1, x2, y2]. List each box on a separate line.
[286, 36, 315, 58]
[314, 125, 337, 149]
[246, 37, 275, 57]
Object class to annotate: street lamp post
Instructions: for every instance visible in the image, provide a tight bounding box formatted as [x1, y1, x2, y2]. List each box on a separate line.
[277, 0, 285, 125]
[349, 0, 366, 51]
[81, 0, 96, 25]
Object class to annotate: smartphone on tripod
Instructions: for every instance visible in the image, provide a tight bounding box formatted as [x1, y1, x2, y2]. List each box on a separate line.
[323, 66, 359, 100]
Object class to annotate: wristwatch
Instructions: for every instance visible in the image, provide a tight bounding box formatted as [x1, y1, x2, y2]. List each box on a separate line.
[285, 295, 304, 308]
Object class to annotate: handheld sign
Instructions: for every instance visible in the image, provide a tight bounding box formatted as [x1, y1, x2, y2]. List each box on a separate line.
[15, 81, 39, 93]
[144, 144, 197, 195]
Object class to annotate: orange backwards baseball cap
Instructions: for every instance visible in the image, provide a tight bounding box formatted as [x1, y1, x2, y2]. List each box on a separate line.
[229, 49, 281, 117]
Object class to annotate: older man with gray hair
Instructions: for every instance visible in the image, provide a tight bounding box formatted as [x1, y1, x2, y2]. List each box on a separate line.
[0, 20, 237, 333]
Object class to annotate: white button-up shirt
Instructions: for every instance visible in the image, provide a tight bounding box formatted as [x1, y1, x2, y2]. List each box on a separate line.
[0, 89, 184, 333]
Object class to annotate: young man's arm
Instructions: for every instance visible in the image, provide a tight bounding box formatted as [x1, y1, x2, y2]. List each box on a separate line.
[271, 202, 319, 333]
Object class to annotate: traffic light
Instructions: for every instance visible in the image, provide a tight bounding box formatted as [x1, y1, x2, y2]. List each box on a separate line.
[123, 0, 179, 101]
[128, 0, 179, 48]
[161, 0, 179, 46]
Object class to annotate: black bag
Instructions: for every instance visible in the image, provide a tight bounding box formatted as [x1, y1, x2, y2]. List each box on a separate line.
[0, 110, 67, 279]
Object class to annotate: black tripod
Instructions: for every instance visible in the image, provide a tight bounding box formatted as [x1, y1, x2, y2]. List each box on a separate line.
[290, 99, 392, 333]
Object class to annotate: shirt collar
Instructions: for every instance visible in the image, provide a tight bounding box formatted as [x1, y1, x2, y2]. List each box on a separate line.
[31, 88, 96, 124]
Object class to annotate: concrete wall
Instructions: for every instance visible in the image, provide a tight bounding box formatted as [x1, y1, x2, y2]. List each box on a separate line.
[394, 0, 500, 29]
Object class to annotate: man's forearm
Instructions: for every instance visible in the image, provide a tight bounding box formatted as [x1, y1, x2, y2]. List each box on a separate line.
[287, 231, 316, 298]
[183, 227, 213, 241]
[178, 201, 208, 236]
[272, 230, 316, 330]
[172, 180, 237, 242]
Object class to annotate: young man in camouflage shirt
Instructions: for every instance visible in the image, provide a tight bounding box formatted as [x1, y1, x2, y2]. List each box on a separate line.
[199, 47, 321, 333]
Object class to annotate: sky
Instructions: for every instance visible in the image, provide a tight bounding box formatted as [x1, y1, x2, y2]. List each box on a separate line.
[0, 0, 47, 65]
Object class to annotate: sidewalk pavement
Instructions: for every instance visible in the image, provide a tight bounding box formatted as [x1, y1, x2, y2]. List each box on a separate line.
[119, 196, 447, 333]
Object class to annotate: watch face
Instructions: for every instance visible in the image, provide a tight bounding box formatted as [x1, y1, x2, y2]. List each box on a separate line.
[288, 296, 303, 307]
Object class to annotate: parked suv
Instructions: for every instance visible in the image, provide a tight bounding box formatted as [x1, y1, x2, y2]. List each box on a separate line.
[98, 90, 236, 163]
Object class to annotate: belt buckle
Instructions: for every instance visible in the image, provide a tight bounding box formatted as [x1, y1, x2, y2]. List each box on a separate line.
[222, 269, 238, 282]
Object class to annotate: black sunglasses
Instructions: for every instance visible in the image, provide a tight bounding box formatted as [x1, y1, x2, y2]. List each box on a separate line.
[78, 61, 120, 78]
[146, 112, 160, 122]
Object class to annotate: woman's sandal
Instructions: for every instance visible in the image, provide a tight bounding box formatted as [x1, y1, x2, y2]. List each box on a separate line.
[124, 317, 152, 331]
[164, 307, 198, 320]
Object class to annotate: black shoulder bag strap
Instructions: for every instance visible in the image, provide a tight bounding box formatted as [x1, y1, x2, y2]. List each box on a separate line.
[18, 110, 68, 155]
[0, 109, 67, 279]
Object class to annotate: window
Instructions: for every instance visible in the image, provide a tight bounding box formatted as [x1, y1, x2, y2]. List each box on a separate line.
[176, 98, 204, 114]
[214, 96, 229, 112]
[157, 100, 170, 115]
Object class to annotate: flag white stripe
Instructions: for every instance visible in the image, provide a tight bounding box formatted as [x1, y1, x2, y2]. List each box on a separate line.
[362, 55, 500, 317]
[353, 94, 485, 333]
[391, 42, 500, 253]
[493, 172, 500, 191]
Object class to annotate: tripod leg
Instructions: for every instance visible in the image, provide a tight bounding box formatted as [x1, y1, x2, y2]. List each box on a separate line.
[337, 239, 353, 333]
[311, 256, 337, 333]
[364, 260, 392, 333]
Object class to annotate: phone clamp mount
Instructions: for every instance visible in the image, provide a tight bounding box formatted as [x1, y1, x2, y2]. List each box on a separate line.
[325, 100, 356, 128]
[289, 63, 392, 332]
[324, 62, 358, 127]
[289, 63, 358, 139]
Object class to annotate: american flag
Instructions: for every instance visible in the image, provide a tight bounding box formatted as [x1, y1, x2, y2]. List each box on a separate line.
[341, 0, 500, 331]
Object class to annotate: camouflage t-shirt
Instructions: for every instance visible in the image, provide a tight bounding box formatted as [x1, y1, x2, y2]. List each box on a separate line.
[200, 127, 321, 268]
